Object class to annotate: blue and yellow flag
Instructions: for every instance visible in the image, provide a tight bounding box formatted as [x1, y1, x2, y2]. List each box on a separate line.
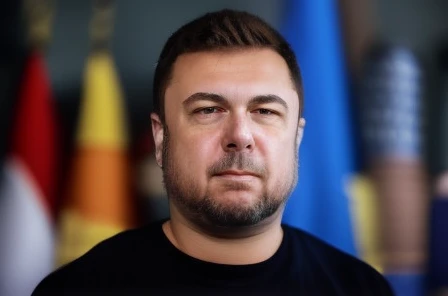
[280, 0, 358, 256]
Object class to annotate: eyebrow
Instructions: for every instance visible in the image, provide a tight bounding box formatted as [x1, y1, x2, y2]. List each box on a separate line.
[183, 92, 288, 110]
[248, 94, 288, 110]
[183, 92, 227, 107]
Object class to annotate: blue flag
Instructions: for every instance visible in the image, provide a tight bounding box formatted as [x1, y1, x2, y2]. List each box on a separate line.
[281, 0, 357, 256]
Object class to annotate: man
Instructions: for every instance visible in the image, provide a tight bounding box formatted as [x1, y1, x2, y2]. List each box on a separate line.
[33, 9, 394, 295]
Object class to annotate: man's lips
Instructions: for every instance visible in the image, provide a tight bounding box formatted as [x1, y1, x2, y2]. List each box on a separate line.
[214, 170, 260, 178]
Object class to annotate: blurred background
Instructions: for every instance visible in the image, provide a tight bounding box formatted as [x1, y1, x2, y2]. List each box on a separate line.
[1, 0, 448, 295]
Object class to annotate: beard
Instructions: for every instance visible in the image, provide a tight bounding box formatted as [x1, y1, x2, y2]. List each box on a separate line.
[161, 125, 298, 228]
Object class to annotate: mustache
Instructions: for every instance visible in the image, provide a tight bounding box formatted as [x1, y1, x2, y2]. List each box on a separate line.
[207, 152, 266, 177]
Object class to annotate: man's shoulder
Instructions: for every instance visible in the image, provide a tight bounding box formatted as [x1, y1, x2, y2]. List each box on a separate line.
[282, 223, 374, 267]
[282, 224, 394, 295]
[32, 220, 167, 295]
[62, 219, 165, 264]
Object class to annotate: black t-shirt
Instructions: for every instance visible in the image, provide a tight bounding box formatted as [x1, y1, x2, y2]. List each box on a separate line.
[32, 220, 394, 295]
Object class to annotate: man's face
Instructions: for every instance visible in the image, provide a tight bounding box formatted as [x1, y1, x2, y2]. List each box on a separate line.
[151, 48, 303, 228]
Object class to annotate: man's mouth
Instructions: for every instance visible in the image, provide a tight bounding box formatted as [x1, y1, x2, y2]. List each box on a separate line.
[214, 170, 260, 180]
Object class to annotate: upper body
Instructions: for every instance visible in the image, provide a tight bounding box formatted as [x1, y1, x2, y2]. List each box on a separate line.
[34, 9, 393, 296]
[33, 220, 393, 296]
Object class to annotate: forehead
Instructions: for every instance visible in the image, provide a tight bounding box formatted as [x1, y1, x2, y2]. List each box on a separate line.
[165, 48, 299, 107]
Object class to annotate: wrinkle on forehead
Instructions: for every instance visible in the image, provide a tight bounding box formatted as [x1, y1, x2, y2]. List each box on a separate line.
[170, 48, 294, 87]
[165, 48, 300, 116]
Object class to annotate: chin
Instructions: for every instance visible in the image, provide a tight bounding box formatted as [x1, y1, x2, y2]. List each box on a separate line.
[196, 192, 282, 228]
[214, 190, 260, 206]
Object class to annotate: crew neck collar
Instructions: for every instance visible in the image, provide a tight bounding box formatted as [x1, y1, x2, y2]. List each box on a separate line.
[157, 220, 291, 285]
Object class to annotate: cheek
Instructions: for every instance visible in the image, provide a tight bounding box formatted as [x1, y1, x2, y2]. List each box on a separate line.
[170, 130, 221, 174]
[263, 136, 296, 177]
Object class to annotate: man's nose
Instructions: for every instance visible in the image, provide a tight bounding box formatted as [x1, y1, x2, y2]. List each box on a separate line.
[221, 115, 255, 152]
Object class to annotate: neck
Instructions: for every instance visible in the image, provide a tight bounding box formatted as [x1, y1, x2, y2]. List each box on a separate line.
[163, 205, 284, 265]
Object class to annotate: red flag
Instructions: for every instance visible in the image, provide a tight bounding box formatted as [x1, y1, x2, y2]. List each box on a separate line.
[0, 51, 59, 296]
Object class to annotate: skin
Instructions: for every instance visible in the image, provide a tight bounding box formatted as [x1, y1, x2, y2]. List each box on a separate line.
[151, 48, 305, 265]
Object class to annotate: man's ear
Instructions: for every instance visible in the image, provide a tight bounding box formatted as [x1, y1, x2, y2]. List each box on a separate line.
[151, 113, 164, 167]
[296, 118, 306, 147]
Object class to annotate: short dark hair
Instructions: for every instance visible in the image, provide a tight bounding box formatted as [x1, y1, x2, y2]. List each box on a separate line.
[152, 9, 303, 123]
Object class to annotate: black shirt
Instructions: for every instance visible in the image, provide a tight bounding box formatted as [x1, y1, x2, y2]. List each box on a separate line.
[32, 220, 394, 295]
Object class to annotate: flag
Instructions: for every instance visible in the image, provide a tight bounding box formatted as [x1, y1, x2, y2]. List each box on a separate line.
[0, 51, 58, 296]
[280, 0, 358, 256]
[56, 50, 136, 266]
[359, 44, 427, 296]
[427, 44, 448, 295]
[348, 175, 382, 271]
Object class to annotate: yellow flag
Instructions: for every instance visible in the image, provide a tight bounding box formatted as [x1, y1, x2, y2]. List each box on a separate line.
[349, 174, 383, 273]
[57, 51, 135, 266]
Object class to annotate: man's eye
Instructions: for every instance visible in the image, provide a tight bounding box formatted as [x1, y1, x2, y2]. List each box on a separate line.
[256, 109, 274, 115]
[198, 107, 220, 114]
